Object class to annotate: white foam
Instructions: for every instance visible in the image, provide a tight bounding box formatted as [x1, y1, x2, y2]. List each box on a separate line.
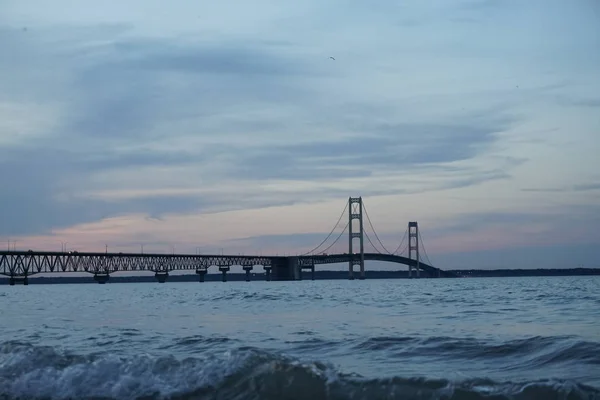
[1, 343, 598, 400]
[0, 344, 255, 400]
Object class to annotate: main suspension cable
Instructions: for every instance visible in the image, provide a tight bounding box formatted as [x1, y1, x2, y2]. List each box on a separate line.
[418, 229, 433, 266]
[363, 230, 382, 254]
[300, 201, 349, 256]
[362, 202, 392, 254]
[392, 228, 408, 255]
[316, 221, 350, 254]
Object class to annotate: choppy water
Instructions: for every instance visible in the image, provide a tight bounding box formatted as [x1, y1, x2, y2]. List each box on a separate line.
[1, 276, 599, 400]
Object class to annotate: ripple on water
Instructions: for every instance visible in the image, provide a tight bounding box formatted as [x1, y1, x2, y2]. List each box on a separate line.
[0, 276, 599, 397]
[0, 341, 598, 400]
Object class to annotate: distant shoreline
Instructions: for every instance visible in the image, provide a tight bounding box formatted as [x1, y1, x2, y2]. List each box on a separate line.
[449, 268, 600, 278]
[1, 268, 598, 284]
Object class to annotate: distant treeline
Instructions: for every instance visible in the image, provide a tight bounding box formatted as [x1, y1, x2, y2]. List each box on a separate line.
[1, 268, 599, 285]
[449, 268, 600, 277]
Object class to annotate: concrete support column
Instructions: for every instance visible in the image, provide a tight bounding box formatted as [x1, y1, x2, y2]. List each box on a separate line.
[243, 266, 253, 282]
[7, 276, 29, 285]
[93, 273, 110, 284]
[263, 265, 272, 281]
[271, 257, 300, 281]
[311, 266, 315, 280]
[289, 257, 300, 280]
[155, 271, 169, 283]
[196, 268, 207, 282]
[219, 266, 230, 282]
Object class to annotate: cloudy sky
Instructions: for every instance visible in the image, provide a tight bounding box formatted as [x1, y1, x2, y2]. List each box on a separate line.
[0, 0, 599, 270]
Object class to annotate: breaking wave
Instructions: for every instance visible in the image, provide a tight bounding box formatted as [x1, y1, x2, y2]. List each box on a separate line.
[1, 341, 598, 400]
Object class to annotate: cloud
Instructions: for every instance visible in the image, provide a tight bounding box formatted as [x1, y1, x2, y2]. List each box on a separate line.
[0, 22, 525, 236]
[521, 182, 600, 193]
[555, 94, 600, 109]
[423, 205, 600, 256]
[0, 0, 599, 269]
[228, 117, 514, 180]
[574, 183, 600, 191]
[436, 242, 600, 269]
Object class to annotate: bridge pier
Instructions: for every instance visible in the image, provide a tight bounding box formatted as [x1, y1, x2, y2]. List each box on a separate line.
[347, 260, 366, 280]
[408, 265, 421, 279]
[219, 266, 230, 282]
[243, 266, 253, 282]
[93, 273, 110, 284]
[196, 268, 207, 282]
[155, 272, 169, 283]
[7, 275, 28, 285]
[300, 266, 315, 281]
[263, 265, 272, 281]
[272, 257, 299, 281]
[290, 257, 299, 280]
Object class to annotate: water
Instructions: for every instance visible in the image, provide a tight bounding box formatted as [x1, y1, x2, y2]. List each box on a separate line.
[1, 276, 599, 400]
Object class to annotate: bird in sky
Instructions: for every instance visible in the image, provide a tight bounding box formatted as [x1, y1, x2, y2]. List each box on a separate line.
[329, 56, 335, 60]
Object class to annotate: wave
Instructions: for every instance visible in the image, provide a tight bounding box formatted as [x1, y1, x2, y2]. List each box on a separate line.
[1, 341, 598, 400]
[351, 335, 600, 366]
[210, 292, 283, 302]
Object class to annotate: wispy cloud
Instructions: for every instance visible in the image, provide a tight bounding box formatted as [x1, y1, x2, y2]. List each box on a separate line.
[521, 182, 600, 193]
[0, 23, 522, 235]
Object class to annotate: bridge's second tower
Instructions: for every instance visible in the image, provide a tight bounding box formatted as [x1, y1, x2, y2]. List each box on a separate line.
[348, 197, 365, 280]
[408, 221, 420, 278]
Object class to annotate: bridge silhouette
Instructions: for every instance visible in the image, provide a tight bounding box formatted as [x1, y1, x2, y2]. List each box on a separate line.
[1, 197, 452, 285]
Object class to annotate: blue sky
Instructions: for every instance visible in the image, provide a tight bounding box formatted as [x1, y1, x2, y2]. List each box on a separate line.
[0, 0, 599, 270]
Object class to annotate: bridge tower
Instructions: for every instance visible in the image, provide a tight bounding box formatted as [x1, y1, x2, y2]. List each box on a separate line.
[408, 221, 420, 278]
[348, 197, 365, 280]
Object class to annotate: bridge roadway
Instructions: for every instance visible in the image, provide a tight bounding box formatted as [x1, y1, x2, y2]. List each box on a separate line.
[0, 250, 452, 285]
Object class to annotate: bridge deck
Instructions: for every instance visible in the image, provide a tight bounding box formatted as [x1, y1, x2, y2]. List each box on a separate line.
[303, 253, 440, 274]
[0, 251, 450, 277]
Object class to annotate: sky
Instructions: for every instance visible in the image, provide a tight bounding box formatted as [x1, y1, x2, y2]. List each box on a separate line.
[0, 0, 599, 271]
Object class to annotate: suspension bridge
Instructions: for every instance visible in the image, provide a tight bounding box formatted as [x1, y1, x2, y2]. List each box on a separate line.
[1, 197, 452, 285]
